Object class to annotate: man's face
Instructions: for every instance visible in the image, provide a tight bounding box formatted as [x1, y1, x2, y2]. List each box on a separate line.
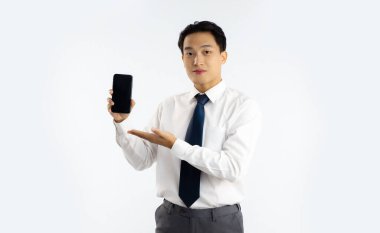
[182, 32, 227, 92]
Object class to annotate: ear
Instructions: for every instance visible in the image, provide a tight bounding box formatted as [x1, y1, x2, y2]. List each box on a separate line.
[221, 51, 227, 64]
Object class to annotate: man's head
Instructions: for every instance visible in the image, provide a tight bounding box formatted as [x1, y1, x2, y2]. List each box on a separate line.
[178, 21, 228, 93]
[178, 21, 226, 54]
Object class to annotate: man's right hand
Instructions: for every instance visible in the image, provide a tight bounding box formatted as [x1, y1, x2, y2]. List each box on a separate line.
[107, 89, 136, 123]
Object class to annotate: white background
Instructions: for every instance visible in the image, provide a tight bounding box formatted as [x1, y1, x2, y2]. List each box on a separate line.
[1, 0, 379, 232]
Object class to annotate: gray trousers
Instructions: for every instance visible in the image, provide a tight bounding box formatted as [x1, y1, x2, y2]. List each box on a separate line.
[155, 199, 244, 233]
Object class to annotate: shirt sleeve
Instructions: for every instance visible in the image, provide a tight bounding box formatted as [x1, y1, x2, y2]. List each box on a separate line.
[170, 98, 263, 182]
[113, 103, 162, 171]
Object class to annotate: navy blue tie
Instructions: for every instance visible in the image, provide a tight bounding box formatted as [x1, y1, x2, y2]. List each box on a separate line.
[179, 93, 209, 208]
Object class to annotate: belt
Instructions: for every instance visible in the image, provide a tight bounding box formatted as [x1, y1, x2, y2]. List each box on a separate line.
[162, 199, 241, 221]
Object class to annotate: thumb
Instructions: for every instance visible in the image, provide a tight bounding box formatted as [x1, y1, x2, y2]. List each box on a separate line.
[151, 128, 165, 137]
[131, 99, 136, 109]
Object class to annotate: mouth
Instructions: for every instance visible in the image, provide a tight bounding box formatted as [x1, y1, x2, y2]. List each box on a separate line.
[193, 69, 206, 75]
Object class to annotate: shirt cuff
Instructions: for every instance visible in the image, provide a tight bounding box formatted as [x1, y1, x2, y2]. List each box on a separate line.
[113, 119, 130, 137]
[170, 138, 192, 159]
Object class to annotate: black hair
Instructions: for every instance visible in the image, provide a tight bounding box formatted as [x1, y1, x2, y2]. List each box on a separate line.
[178, 21, 226, 54]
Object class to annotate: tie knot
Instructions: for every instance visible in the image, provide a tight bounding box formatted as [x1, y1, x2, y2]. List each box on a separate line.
[195, 94, 209, 105]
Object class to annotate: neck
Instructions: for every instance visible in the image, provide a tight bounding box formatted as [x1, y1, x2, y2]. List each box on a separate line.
[195, 78, 222, 93]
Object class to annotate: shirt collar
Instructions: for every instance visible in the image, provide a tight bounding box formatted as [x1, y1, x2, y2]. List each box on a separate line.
[187, 79, 226, 104]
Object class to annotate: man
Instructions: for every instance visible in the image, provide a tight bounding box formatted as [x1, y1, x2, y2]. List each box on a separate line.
[107, 21, 262, 233]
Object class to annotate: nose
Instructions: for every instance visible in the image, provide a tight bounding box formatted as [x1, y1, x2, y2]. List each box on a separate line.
[193, 54, 204, 66]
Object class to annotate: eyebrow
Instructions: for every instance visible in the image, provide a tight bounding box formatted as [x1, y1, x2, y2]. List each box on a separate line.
[184, 44, 213, 50]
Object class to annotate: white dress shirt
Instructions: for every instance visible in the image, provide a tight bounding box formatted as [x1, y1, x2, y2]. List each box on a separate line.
[113, 79, 263, 208]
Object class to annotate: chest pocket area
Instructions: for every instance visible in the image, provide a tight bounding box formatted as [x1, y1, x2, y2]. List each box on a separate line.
[203, 126, 227, 152]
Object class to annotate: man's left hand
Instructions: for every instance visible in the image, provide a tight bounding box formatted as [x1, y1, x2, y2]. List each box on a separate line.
[128, 128, 177, 149]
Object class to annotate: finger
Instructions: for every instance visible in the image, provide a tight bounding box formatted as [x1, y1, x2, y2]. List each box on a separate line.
[107, 103, 113, 111]
[151, 128, 165, 138]
[109, 89, 113, 95]
[128, 129, 168, 147]
[107, 98, 114, 113]
[107, 103, 112, 113]
[107, 102, 113, 113]
[129, 130, 160, 144]
[131, 99, 136, 109]
[128, 129, 151, 139]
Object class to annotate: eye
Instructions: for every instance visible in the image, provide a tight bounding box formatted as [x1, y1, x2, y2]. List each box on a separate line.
[185, 51, 193, 56]
[204, 50, 212, 55]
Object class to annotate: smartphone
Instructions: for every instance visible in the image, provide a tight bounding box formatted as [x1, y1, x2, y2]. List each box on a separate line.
[111, 74, 133, 113]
